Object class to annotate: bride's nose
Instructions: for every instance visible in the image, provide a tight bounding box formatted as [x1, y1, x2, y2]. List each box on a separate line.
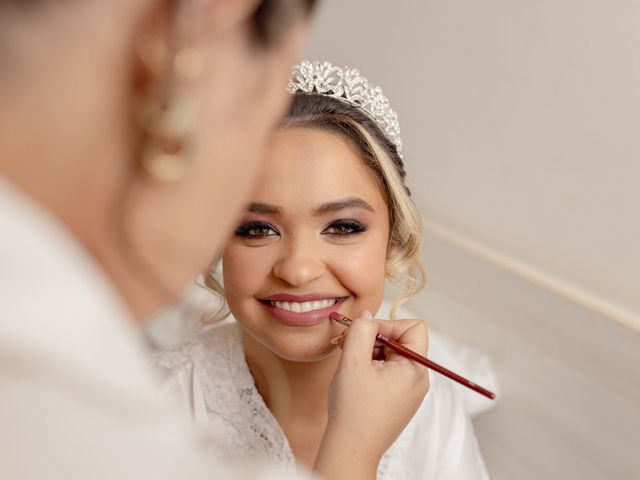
[272, 235, 326, 287]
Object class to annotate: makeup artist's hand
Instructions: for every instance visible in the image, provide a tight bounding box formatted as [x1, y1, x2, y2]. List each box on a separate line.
[313, 311, 429, 480]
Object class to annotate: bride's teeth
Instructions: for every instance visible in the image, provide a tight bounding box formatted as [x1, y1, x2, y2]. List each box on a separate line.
[270, 298, 341, 313]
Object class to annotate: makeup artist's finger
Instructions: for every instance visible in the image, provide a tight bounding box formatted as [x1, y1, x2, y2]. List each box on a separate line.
[334, 335, 384, 359]
[375, 318, 429, 356]
[338, 310, 378, 366]
[329, 331, 347, 347]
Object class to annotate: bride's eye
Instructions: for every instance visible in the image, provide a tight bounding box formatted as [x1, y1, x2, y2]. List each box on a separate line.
[323, 219, 368, 236]
[235, 221, 279, 238]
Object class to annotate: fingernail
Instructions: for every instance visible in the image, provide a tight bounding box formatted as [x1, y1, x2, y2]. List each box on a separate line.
[361, 310, 373, 320]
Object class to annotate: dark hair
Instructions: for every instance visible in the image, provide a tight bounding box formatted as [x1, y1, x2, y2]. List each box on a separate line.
[0, 0, 48, 9]
[251, 0, 318, 46]
[0, 0, 318, 47]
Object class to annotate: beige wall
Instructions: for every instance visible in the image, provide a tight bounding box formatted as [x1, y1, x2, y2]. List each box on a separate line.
[304, 0, 640, 325]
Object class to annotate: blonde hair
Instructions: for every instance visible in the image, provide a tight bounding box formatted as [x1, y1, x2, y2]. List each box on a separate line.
[203, 92, 426, 321]
[350, 121, 426, 318]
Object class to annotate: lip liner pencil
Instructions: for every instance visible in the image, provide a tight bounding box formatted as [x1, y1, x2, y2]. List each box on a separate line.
[330, 312, 496, 400]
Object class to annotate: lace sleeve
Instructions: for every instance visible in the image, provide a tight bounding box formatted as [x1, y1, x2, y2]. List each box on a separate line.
[151, 324, 297, 470]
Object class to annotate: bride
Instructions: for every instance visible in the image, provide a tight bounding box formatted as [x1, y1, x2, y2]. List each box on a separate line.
[155, 61, 489, 479]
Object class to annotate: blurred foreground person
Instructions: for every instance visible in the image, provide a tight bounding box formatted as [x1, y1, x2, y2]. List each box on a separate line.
[0, 1, 429, 479]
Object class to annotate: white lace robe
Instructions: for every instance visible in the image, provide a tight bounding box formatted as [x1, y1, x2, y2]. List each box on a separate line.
[154, 323, 490, 479]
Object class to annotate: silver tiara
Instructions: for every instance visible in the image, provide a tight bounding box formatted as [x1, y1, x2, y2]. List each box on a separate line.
[287, 60, 403, 156]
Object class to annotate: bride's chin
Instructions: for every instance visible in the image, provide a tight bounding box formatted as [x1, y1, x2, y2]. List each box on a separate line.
[270, 340, 340, 363]
[241, 320, 343, 363]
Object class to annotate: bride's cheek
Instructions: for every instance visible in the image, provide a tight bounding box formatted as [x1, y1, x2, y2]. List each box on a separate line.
[334, 250, 386, 299]
[224, 249, 273, 297]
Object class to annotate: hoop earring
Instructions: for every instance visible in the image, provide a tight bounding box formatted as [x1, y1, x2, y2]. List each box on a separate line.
[135, 34, 203, 182]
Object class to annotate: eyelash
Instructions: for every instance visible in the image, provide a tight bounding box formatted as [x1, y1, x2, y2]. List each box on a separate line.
[234, 219, 368, 239]
[234, 221, 279, 238]
[322, 219, 368, 236]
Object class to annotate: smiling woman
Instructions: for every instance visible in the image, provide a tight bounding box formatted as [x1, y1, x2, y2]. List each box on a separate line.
[154, 61, 488, 479]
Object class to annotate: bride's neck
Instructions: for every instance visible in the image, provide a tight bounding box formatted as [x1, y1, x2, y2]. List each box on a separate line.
[241, 331, 340, 422]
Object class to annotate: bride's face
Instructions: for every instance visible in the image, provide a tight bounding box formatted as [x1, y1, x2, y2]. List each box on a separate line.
[222, 127, 390, 362]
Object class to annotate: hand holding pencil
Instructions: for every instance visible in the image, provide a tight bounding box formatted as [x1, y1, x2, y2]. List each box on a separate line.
[316, 311, 431, 477]
[330, 311, 496, 400]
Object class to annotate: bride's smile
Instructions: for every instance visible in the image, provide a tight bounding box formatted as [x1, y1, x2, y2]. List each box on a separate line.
[258, 293, 348, 326]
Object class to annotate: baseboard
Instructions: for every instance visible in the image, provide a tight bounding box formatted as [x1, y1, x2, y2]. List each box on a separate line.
[422, 218, 640, 332]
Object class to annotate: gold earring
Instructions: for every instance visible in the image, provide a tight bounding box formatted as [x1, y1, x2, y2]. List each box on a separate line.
[137, 99, 197, 182]
[136, 33, 169, 74]
[174, 47, 204, 82]
[135, 33, 203, 182]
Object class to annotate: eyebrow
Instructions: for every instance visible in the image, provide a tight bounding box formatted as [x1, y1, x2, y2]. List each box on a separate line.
[246, 197, 375, 216]
[247, 202, 282, 214]
[313, 197, 375, 215]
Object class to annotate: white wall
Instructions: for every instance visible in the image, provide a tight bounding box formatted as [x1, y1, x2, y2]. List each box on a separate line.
[413, 230, 640, 480]
[304, 0, 640, 325]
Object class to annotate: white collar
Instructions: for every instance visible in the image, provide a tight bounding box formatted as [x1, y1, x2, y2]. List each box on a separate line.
[0, 176, 163, 408]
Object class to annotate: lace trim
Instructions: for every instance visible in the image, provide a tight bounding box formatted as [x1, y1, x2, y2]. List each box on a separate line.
[194, 325, 295, 468]
[155, 323, 415, 478]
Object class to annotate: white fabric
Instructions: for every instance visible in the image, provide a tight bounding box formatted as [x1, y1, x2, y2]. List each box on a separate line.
[0, 177, 306, 480]
[154, 322, 491, 480]
[378, 304, 499, 418]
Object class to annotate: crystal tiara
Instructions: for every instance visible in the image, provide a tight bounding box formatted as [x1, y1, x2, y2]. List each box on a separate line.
[287, 60, 403, 157]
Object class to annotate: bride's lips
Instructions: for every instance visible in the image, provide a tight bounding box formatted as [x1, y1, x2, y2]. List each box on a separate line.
[259, 293, 348, 326]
